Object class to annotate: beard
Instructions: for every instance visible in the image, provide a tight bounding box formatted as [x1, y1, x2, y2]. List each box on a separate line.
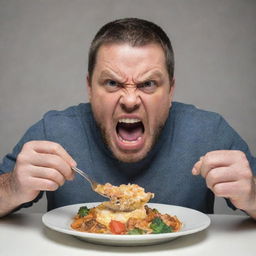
[95, 120, 165, 163]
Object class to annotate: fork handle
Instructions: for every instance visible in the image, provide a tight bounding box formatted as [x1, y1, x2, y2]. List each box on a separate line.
[71, 166, 94, 187]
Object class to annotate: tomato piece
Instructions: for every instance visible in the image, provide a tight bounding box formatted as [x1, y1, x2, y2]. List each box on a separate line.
[109, 220, 126, 234]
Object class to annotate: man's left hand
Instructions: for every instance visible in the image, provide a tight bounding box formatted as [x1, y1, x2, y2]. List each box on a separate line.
[192, 150, 256, 219]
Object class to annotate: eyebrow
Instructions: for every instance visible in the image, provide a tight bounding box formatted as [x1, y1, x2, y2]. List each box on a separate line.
[98, 69, 165, 83]
[99, 69, 125, 82]
[136, 70, 165, 82]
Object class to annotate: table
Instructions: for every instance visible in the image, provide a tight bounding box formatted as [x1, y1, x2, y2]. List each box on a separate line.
[0, 213, 255, 256]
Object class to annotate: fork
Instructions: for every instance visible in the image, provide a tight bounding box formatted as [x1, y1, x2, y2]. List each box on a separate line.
[72, 166, 139, 211]
[71, 166, 109, 199]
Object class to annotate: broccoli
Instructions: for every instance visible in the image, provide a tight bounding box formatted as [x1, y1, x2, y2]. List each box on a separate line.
[150, 217, 173, 234]
[152, 208, 159, 214]
[128, 228, 146, 235]
[78, 206, 90, 217]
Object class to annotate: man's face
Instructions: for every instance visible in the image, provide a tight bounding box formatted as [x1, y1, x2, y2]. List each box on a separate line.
[88, 43, 175, 162]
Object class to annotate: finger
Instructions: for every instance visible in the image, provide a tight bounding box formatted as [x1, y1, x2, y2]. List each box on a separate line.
[192, 153, 231, 177]
[212, 181, 240, 198]
[198, 151, 239, 178]
[192, 159, 202, 175]
[25, 141, 77, 167]
[30, 166, 66, 187]
[28, 176, 60, 191]
[205, 166, 238, 190]
[201, 150, 246, 169]
[30, 152, 74, 181]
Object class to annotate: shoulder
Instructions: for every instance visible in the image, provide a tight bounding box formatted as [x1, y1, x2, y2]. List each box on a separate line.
[40, 103, 93, 141]
[43, 103, 91, 121]
[41, 103, 92, 129]
[169, 102, 234, 144]
[169, 102, 247, 149]
[170, 101, 224, 125]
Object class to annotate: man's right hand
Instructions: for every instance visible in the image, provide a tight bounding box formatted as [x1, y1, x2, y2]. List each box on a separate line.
[0, 141, 76, 216]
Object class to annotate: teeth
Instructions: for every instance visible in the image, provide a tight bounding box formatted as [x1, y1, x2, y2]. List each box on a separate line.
[118, 118, 141, 124]
[118, 136, 142, 143]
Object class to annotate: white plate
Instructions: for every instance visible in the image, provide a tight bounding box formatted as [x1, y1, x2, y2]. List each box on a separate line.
[42, 202, 210, 246]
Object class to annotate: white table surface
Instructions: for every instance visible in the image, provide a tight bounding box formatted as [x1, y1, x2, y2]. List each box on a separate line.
[0, 213, 255, 256]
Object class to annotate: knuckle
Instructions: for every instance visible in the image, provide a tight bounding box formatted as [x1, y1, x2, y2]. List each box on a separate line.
[46, 156, 58, 167]
[208, 170, 218, 181]
[232, 181, 249, 197]
[16, 152, 28, 163]
[213, 184, 225, 197]
[45, 180, 59, 191]
[242, 169, 253, 180]
[45, 156, 70, 180]
[48, 170, 59, 181]
[235, 163, 252, 181]
[236, 150, 246, 158]
[46, 154, 63, 169]
[22, 140, 40, 150]
[59, 177, 65, 186]
[22, 141, 33, 152]
[51, 142, 61, 153]
[241, 184, 251, 195]
[205, 179, 213, 190]
[49, 170, 65, 185]
[203, 153, 213, 166]
[235, 151, 248, 163]
[242, 157, 250, 168]
[204, 152, 211, 160]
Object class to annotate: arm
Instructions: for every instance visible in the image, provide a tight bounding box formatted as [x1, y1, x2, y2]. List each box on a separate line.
[0, 140, 76, 217]
[0, 172, 20, 216]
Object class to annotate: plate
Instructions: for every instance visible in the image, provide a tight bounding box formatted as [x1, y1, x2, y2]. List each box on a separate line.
[42, 202, 210, 246]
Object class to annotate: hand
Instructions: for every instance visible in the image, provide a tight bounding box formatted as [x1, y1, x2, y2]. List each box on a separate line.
[192, 150, 256, 217]
[10, 140, 77, 204]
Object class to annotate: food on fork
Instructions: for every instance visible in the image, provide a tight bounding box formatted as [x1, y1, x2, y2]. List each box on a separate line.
[95, 183, 154, 211]
[71, 183, 182, 235]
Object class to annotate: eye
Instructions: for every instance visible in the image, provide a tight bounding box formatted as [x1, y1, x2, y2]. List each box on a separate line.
[104, 80, 122, 92]
[105, 80, 118, 86]
[137, 80, 157, 93]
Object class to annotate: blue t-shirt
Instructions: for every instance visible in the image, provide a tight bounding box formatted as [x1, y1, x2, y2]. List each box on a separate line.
[1, 102, 255, 213]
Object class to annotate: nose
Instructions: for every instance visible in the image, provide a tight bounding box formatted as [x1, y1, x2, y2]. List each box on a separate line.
[119, 86, 141, 112]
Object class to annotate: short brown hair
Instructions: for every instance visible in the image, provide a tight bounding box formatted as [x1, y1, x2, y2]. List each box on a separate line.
[88, 18, 174, 82]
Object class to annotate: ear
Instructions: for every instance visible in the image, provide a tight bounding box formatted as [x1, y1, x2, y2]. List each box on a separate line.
[169, 78, 175, 105]
[169, 77, 176, 97]
[86, 75, 92, 102]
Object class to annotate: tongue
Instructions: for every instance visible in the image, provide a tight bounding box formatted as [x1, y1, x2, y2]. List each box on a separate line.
[118, 126, 143, 141]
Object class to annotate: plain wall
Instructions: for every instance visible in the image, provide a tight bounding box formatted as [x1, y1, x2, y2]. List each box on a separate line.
[0, 0, 255, 215]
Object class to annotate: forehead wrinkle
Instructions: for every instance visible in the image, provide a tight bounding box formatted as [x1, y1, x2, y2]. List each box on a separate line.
[133, 69, 165, 83]
[99, 67, 128, 83]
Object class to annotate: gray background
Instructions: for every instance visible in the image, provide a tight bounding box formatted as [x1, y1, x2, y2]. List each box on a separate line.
[0, 0, 255, 215]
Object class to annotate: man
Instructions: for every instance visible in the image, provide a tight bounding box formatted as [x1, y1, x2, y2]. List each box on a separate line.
[0, 18, 255, 218]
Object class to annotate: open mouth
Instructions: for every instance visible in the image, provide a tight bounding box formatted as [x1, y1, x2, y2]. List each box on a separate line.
[116, 118, 145, 143]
